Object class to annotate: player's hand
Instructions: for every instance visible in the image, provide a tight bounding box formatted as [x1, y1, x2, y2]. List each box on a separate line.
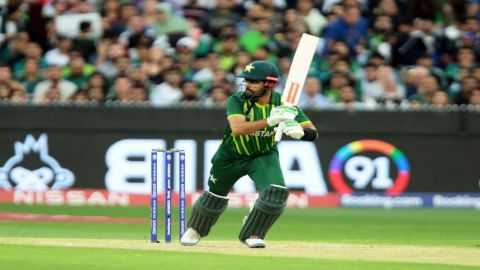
[280, 119, 304, 139]
[267, 105, 298, 127]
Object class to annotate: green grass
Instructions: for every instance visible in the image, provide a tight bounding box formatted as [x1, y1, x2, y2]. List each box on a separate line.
[1, 245, 477, 270]
[0, 245, 475, 270]
[1, 204, 480, 269]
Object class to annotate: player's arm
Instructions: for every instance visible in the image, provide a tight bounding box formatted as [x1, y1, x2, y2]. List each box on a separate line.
[281, 120, 318, 141]
[228, 115, 269, 135]
[300, 121, 318, 141]
[300, 121, 316, 130]
[227, 105, 298, 135]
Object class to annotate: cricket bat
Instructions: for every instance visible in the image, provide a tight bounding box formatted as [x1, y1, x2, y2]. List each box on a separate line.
[275, 33, 320, 142]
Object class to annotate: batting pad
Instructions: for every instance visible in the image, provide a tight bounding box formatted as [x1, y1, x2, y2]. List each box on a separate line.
[239, 185, 289, 241]
[187, 191, 229, 237]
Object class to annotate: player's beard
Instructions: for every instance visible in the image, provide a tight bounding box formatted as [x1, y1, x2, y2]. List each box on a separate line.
[244, 87, 267, 102]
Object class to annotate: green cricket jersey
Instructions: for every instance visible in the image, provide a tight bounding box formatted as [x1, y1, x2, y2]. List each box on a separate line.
[220, 91, 311, 157]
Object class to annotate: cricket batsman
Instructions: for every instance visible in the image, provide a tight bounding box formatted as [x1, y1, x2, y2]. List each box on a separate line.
[180, 61, 318, 248]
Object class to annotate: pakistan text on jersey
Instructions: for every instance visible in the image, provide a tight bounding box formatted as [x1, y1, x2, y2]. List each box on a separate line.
[249, 130, 276, 137]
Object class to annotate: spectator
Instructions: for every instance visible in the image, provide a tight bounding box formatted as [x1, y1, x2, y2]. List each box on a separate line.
[402, 66, 430, 98]
[240, 18, 276, 54]
[201, 67, 233, 96]
[408, 75, 441, 104]
[174, 37, 198, 75]
[394, 18, 440, 67]
[86, 86, 106, 103]
[150, 68, 183, 107]
[298, 76, 331, 108]
[190, 56, 215, 91]
[114, 56, 132, 77]
[38, 86, 62, 104]
[0, 64, 27, 99]
[199, 0, 241, 38]
[236, 3, 268, 36]
[128, 83, 149, 103]
[96, 42, 126, 80]
[213, 34, 239, 72]
[100, 0, 121, 32]
[324, 72, 351, 102]
[64, 54, 96, 90]
[372, 0, 402, 28]
[119, 15, 154, 51]
[296, 0, 328, 36]
[453, 75, 479, 105]
[16, 59, 43, 99]
[467, 1, 480, 20]
[430, 90, 452, 106]
[277, 25, 306, 58]
[85, 72, 108, 93]
[446, 47, 477, 84]
[360, 63, 382, 101]
[142, 0, 161, 27]
[281, 9, 308, 33]
[128, 67, 150, 88]
[366, 14, 395, 62]
[0, 65, 14, 86]
[203, 85, 230, 106]
[231, 50, 252, 76]
[323, 5, 368, 56]
[142, 46, 166, 85]
[71, 21, 97, 63]
[469, 88, 480, 106]
[335, 84, 367, 109]
[472, 66, 480, 83]
[180, 80, 200, 104]
[458, 17, 480, 51]
[275, 56, 291, 92]
[107, 75, 132, 102]
[0, 31, 29, 67]
[44, 36, 72, 67]
[153, 3, 191, 37]
[33, 65, 78, 103]
[110, 1, 138, 36]
[255, 0, 284, 33]
[72, 91, 89, 104]
[361, 64, 405, 106]
[13, 42, 47, 78]
[414, 53, 448, 89]
[409, 94, 428, 108]
[0, 4, 25, 51]
[0, 84, 12, 101]
[10, 87, 28, 104]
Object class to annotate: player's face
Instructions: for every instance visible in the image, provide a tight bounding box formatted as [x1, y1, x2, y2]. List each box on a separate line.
[244, 79, 265, 96]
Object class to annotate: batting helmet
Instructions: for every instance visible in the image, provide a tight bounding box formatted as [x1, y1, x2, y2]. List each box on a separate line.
[238, 61, 280, 89]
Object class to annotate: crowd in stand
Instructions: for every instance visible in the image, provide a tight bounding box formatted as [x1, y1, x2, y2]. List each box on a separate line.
[0, 0, 479, 109]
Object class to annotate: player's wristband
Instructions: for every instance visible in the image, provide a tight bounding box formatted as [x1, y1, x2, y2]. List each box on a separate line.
[301, 128, 317, 141]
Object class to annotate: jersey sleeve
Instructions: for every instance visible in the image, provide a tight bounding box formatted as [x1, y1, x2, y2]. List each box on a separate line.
[295, 107, 312, 125]
[226, 95, 245, 118]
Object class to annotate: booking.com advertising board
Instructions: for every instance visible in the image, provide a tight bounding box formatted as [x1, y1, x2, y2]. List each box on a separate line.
[0, 107, 479, 208]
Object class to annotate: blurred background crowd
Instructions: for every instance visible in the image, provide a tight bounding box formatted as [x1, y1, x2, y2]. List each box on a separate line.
[0, 0, 479, 109]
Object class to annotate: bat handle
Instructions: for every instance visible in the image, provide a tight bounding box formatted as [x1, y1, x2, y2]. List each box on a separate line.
[274, 122, 284, 142]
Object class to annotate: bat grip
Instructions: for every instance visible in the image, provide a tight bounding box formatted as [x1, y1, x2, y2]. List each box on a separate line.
[274, 122, 284, 142]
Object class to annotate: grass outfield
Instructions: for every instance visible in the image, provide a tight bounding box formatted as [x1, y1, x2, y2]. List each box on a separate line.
[0, 204, 479, 269]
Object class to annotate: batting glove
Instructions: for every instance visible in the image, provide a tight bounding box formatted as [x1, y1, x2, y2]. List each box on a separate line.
[279, 119, 304, 139]
[266, 105, 298, 127]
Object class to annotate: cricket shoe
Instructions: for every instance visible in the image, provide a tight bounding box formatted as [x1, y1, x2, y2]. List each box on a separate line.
[180, 228, 200, 246]
[243, 236, 266, 248]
